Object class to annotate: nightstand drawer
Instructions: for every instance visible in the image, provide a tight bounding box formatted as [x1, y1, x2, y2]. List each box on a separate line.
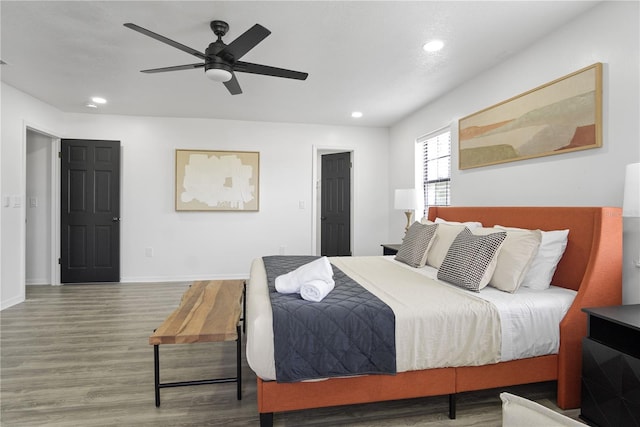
[588, 314, 640, 359]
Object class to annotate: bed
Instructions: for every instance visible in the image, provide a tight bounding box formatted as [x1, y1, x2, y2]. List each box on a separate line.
[246, 206, 622, 426]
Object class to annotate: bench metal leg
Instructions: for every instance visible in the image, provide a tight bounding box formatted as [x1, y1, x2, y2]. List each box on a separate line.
[242, 281, 247, 333]
[154, 344, 161, 407]
[237, 323, 242, 400]
[152, 325, 243, 405]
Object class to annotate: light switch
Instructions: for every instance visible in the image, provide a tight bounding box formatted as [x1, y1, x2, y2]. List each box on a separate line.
[29, 197, 38, 208]
[12, 195, 21, 208]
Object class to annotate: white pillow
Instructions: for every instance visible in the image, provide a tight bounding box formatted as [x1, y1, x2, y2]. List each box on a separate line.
[423, 222, 465, 268]
[472, 227, 542, 293]
[434, 217, 483, 229]
[422, 218, 484, 268]
[496, 226, 569, 290]
[501, 392, 584, 427]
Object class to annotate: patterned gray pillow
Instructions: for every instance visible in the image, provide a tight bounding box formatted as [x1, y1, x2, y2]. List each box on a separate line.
[437, 227, 507, 291]
[395, 222, 438, 268]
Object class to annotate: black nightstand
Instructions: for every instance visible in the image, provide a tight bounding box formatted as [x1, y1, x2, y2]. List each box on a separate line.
[381, 244, 401, 256]
[581, 305, 640, 426]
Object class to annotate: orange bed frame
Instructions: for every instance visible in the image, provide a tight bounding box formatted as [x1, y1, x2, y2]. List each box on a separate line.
[254, 206, 623, 426]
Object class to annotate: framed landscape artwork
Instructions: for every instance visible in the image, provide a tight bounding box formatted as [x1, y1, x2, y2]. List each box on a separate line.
[458, 62, 602, 169]
[175, 149, 259, 211]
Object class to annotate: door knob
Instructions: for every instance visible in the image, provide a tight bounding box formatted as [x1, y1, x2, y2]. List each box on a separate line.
[112, 217, 121, 222]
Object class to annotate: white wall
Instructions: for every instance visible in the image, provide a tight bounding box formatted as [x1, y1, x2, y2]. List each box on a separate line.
[389, 1, 640, 301]
[63, 114, 389, 282]
[1, 85, 389, 308]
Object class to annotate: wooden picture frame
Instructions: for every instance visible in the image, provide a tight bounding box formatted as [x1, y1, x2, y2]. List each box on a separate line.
[175, 149, 259, 211]
[458, 63, 602, 170]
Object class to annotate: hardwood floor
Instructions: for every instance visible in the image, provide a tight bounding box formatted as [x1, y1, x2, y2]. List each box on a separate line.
[1, 283, 582, 426]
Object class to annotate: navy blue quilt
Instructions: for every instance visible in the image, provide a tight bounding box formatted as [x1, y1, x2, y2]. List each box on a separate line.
[263, 255, 396, 383]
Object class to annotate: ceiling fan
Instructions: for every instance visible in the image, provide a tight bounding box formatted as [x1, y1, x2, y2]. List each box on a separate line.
[124, 20, 308, 95]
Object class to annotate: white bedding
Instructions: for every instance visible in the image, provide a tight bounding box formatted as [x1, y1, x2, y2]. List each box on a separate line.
[390, 258, 577, 361]
[245, 256, 576, 381]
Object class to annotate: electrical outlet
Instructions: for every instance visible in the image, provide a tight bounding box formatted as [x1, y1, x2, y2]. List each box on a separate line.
[279, 246, 286, 255]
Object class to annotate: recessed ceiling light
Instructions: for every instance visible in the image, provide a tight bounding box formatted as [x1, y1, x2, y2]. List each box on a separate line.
[351, 111, 363, 118]
[85, 103, 98, 109]
[91, 96, 107, 104]
[423, 40, 444, 53]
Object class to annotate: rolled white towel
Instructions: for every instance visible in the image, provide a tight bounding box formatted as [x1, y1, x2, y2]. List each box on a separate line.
[300, 279, 335, 302]
[295, 256, 334, 284]
[275, 257, 334, 294]
[275, 271, 299, 294]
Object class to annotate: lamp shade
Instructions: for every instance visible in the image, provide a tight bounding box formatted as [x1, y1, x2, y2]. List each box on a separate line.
[394, 189, 416, 210]
[623, 162, 640, 217]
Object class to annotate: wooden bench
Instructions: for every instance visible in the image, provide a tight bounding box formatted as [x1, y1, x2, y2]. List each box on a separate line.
[149, 279, 245, 406]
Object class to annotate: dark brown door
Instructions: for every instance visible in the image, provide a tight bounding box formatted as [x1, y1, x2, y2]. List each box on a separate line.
[321, 152, 351, 256]
[61, 139, 120, 283]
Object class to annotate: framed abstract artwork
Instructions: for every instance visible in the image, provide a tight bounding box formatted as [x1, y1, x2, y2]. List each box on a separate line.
[175, 149, 259, 211]
[458, 63, 602, 169]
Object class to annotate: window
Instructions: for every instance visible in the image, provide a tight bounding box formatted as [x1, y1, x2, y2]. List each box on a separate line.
[418, 128, 451, 211]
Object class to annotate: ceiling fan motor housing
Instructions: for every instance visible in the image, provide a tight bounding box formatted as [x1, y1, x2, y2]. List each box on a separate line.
[204, 42, 233, 74]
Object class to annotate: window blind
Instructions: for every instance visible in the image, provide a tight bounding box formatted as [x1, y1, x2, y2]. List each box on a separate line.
[418, 128, 451, 210]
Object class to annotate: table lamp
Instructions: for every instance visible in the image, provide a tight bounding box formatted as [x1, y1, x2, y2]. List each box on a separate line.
[394, 189, 416, 233]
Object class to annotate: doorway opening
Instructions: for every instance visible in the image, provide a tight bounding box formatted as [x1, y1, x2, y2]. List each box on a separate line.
[25, 128, 59, 287]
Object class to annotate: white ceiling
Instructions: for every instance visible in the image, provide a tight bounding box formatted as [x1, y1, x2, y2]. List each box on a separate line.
[0, 1, 600, 127]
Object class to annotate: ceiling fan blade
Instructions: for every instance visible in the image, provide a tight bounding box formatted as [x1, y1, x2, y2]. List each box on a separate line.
[223, 72, 242, 95]
[218, 24, 270, 61]
[124, 23, 206, 60]
[141, 63, 204, 73]
[234, 61, 308, 80]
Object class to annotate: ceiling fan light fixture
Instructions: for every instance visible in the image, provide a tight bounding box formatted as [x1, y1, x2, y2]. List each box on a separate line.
[206, 68, 232, 82]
